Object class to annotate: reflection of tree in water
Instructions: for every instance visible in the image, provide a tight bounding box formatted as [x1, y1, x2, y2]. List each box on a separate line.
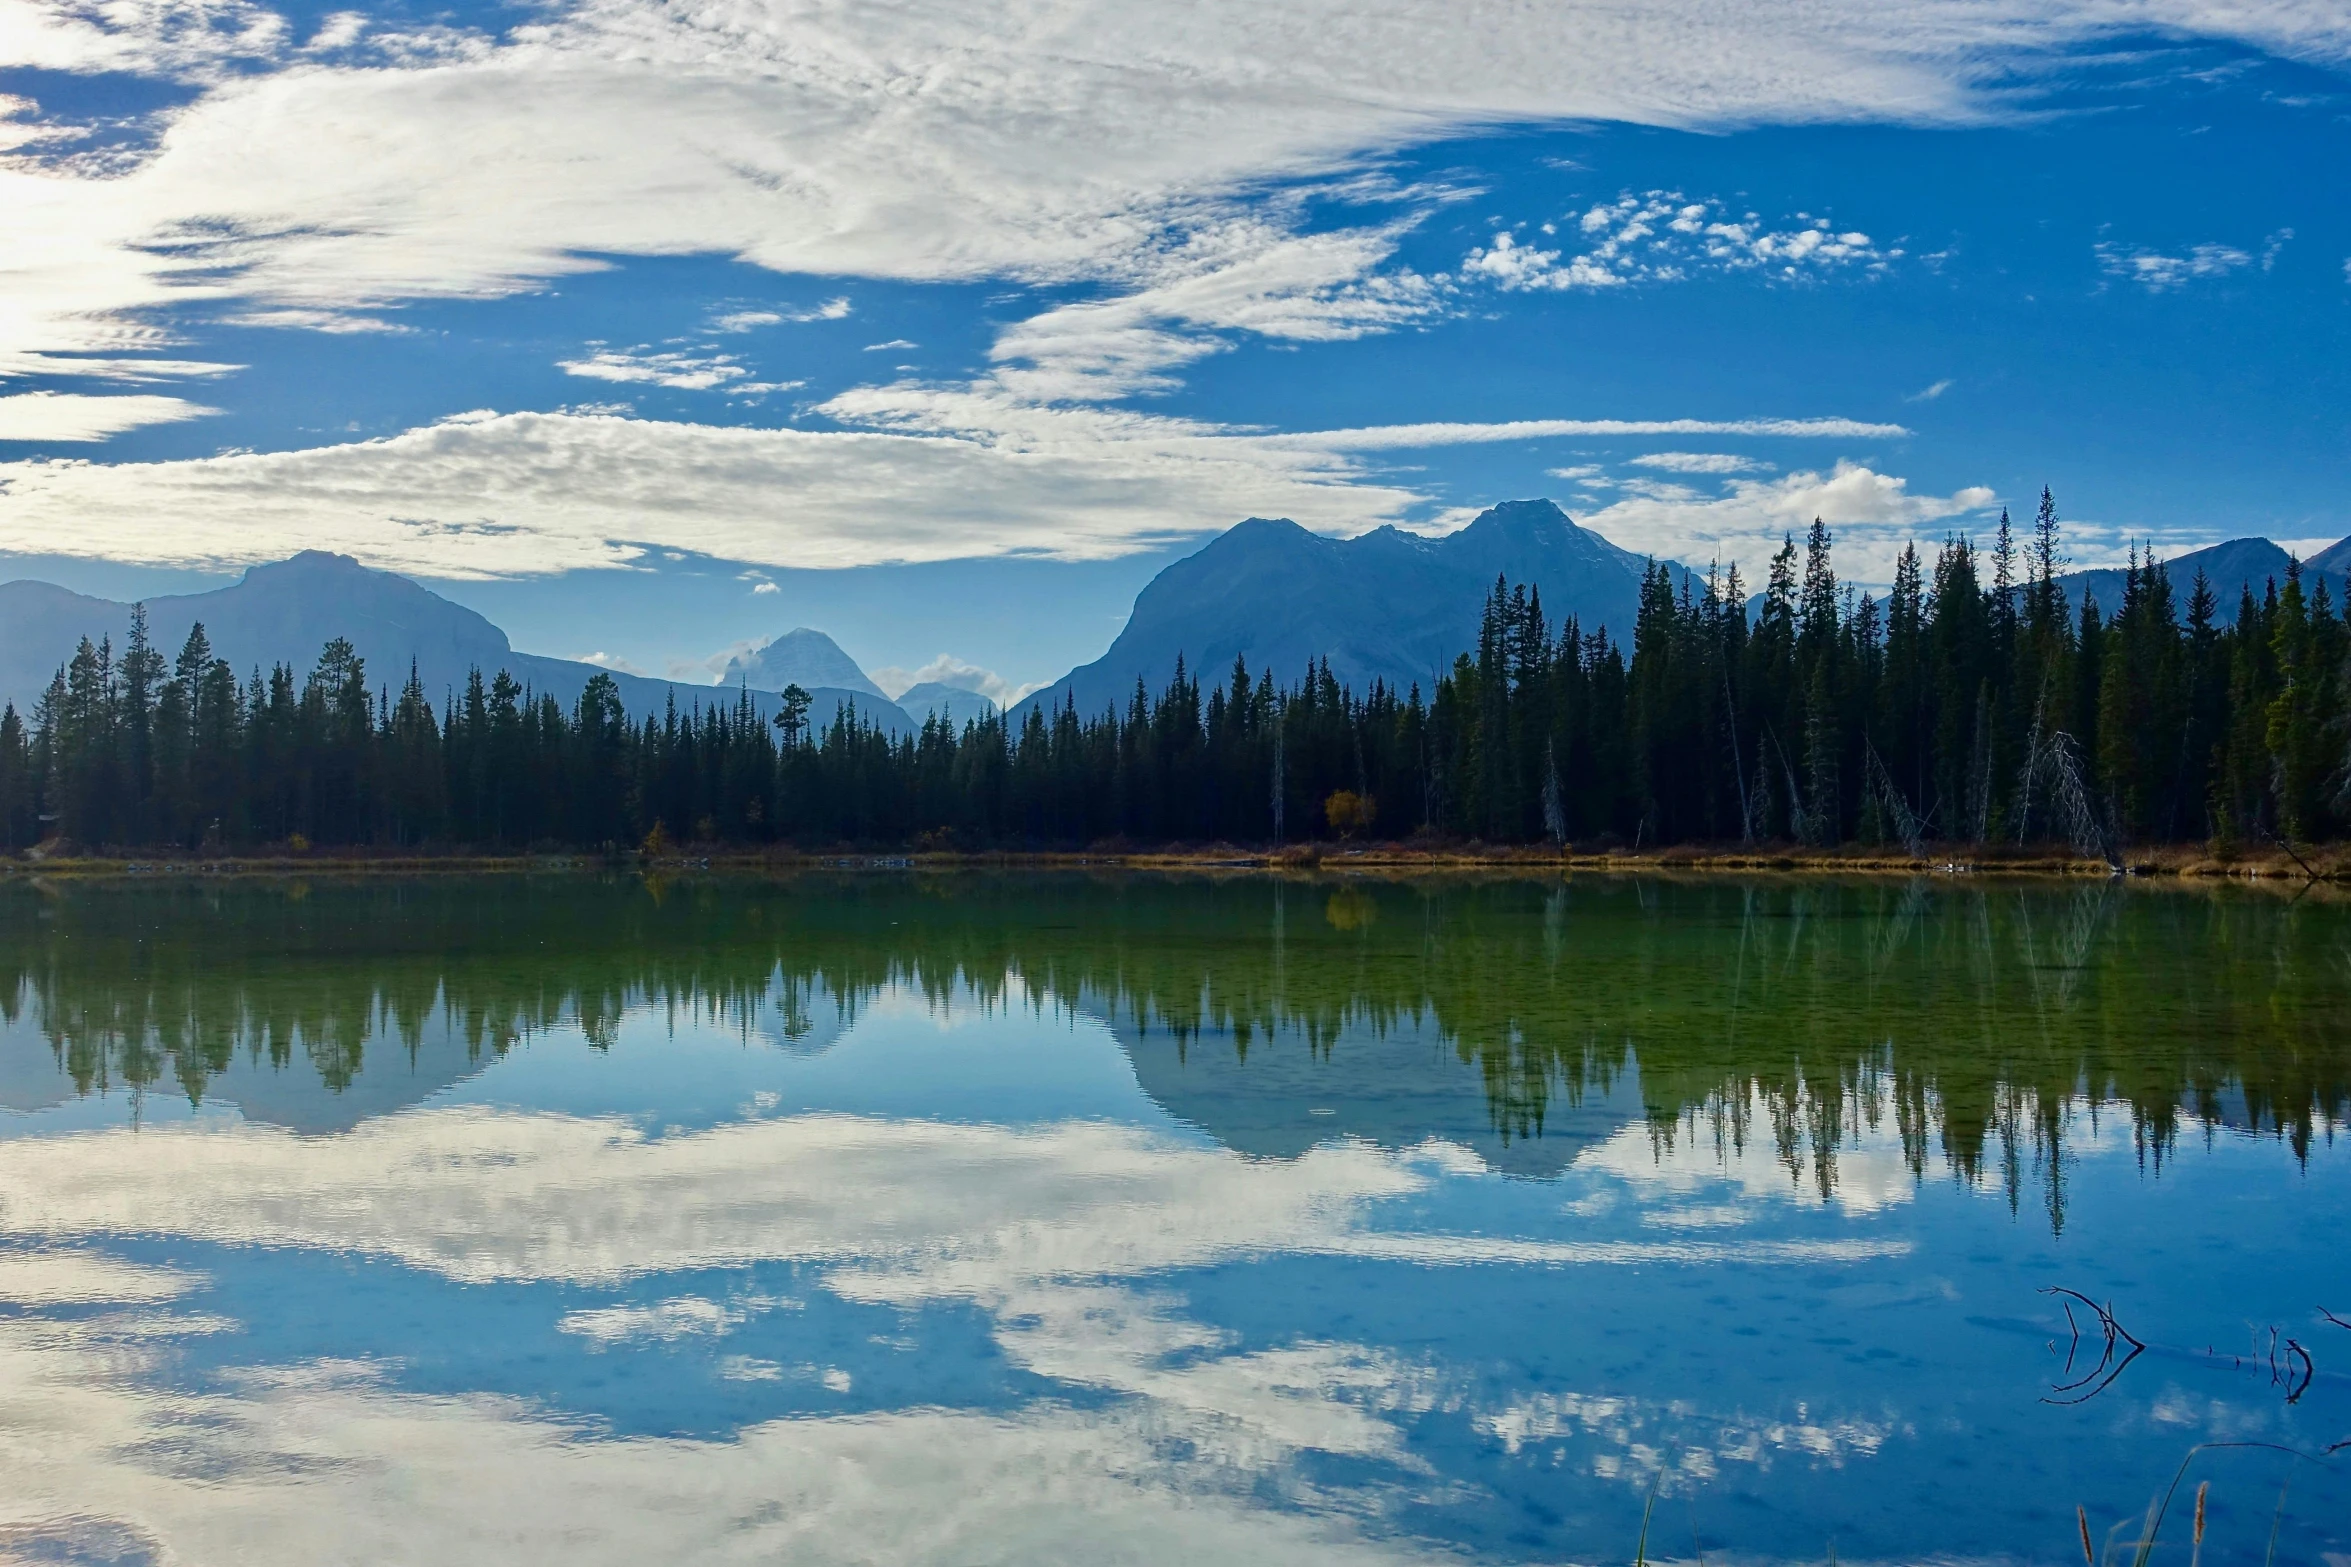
[1, 874, 2344, 1228]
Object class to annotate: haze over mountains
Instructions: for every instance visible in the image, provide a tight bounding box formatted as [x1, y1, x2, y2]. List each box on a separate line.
[4, 503, 2346, 736]
[0, 553, 916, 735]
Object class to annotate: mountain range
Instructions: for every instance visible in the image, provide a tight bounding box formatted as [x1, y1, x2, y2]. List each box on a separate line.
[4, 503, 2345, 733]
[1014, 498, 1682, 719]
[0, 552, 915, 734]
[2058, 534, 2349, 619]
[1015, 503, 2351, 719]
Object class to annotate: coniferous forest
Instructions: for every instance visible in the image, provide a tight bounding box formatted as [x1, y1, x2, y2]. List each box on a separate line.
[4, 494, 2347, 856]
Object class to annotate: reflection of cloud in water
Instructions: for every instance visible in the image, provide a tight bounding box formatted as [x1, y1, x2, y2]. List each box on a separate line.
[1479, 1388, 1906, 1490]
[560, 1290, 806, 1346]
[0, 1248, 203, 1306]
[1580, 1080, 1932, 1217]
[0, 1112, 1915, 1564]
[1584, 1077, 2146, 1222]
[561, 1295, 736, 1345]
[0, 1111, 1905, 1293]
[0, 1260, 1440, 1567]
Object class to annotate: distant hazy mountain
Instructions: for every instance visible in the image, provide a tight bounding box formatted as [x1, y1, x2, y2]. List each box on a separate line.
[2308, 535, 2351, 578]
[2055, 535, 2349, 621]
[895, 681, 1000, 729]
[723, 627, 889, 699]
[1017, 499, 1684, 719]
[0, 552, 914, 735]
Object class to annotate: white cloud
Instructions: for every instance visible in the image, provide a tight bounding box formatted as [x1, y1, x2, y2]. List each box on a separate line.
[1577, 458, 1997, 580]
[863, 340, 918, 352]
[1905, 378, 1953, 401]
[1278, 416, 1908, 450]
[578, 649, 651, 676]
[220, 307, 410, 334]
[709, 299, 850, 332]
[1461, 231, 1624, 291]
[0, 0, 290, 77]
[0, 390, 218, 441]
[0, 400, 1944, 573]
[2, 0, 2342, 562]
[1464, 193, 1894, 293]
[0, 406, 1445, 575]
[1626, 451, 1770, 474]
[871, 655, 1037, 707]
[6, 0, 2346, 395]
[750, 580, 779, 595]
[558, 346, 748, 391]
[0, 354, 241, 384]
[2095, 239, 2253, 291]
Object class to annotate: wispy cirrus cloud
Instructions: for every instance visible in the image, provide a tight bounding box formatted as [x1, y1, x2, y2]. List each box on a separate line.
[3, 0, 2345, 572]
[1627, 451, 1774, 474]
[0, 390, 218, 441]
[0, 397, 1947, 577]
[0, 404, 1422, 576]
[1273, 416, 1907, 450]
[5, 0, 2346, 394]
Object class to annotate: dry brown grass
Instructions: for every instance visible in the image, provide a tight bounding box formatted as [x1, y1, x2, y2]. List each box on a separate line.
[5, 837, 2346, 883]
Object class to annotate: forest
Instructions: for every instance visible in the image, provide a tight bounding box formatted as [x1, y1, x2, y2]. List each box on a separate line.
[2, 493, 2345, 855]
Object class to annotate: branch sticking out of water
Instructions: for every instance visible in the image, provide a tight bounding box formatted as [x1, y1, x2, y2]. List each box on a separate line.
[2280, 1337, 2313, 1405]
[2043, 1286, 2145, 1404]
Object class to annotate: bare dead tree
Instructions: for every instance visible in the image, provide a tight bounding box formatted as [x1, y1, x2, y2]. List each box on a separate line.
[1864, 740, 1926, 859]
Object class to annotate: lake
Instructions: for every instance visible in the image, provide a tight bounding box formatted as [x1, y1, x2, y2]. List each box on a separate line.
[1, 872, 2346, 1565]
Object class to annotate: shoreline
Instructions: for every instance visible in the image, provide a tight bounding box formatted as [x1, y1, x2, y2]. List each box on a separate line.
[2, 840, 2342, 883]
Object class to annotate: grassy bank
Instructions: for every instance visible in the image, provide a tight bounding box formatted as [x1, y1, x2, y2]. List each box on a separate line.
[2, 837, 2344, 882]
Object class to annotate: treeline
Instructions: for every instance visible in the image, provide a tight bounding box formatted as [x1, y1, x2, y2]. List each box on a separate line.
[9, 875, 2347, 1225]
[1, 492, 2345, 853]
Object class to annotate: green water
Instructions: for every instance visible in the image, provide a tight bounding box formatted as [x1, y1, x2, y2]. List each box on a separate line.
[0, 872, 2346, 1564]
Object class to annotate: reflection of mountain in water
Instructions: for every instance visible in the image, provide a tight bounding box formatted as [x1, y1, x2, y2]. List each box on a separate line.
[2, 873, 2346, 1228]
[1092, 987, 1642, 1176]
[0, 1001, 501, 1133]
[742, 980, 856, 1059]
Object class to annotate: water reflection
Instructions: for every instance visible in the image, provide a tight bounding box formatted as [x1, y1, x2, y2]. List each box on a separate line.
[2, 873, 2348, 1566]
[4, 874, 2344, 1219]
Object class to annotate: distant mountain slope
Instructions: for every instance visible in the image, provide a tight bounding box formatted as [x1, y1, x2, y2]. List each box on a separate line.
[2301, 534, 2351, 580]
[723, 627, 889, 699]
[2056, 535, 2350, 621]
[0, 553, 913, 735]
[1017, 499, 1682, 720]
[895, 681, 999, 729]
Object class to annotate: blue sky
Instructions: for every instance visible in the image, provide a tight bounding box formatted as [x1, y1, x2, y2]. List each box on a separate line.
[2, 2, 2347, 698]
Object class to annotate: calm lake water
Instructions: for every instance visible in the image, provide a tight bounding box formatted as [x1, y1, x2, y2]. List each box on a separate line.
[1, 872, 2347, 1566]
